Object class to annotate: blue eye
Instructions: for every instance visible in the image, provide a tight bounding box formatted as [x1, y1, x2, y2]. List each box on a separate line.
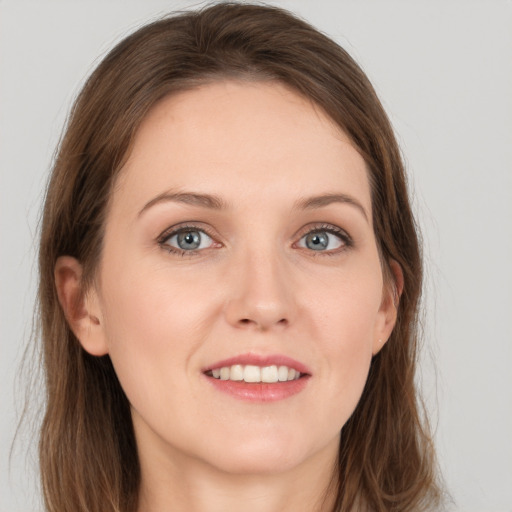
[298, 229, 347, 252]
[159, 224, 349, 255]
[163, 228, 214, 252]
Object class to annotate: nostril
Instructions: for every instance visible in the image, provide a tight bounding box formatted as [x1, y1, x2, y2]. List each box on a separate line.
[237, 317, 288, 327]
[235, 317, 290, 331]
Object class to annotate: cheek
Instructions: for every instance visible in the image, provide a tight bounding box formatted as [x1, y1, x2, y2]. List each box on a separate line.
[101, 257, 215, 341]
[308, 268, 382, 407]
[97, 260, 218, 405]
[311, 265, 382, 346]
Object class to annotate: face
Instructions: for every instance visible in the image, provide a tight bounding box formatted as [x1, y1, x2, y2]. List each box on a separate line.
[82, 80, 396, 476]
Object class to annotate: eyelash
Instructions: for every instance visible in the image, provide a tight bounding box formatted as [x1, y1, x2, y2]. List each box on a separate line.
[157, 224, 218, 256]
[297, 224, 354, 256]
[157, 223, 353, 257]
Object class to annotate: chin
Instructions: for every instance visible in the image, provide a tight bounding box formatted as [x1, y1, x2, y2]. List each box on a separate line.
[209, 449, 306, 476]
[197, 430, 330, 476]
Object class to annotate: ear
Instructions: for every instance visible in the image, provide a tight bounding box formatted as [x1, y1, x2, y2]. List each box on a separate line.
[372, 259, 404, 355]
[54, 256, 109, 356]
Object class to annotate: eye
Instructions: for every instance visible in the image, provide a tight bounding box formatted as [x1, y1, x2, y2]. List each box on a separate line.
[297, 227, 350, 252]
[160, 227, 216, 253]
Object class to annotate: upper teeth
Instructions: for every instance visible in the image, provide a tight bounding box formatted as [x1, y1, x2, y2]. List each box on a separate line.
[210, 365, 301, 383]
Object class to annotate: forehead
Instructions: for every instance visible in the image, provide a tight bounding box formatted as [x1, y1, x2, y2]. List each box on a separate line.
[114, 80, 371, 217]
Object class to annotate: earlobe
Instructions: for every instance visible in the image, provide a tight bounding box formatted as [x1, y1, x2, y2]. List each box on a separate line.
[372, 259, 404, 355]
[54, 256, 109, 356]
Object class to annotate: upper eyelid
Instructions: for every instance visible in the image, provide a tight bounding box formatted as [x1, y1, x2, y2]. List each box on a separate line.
[295, 223, 351, 240]
[157, 223, 217, 243]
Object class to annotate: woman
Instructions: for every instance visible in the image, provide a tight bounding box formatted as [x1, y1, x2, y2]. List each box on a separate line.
[38, 3, 442, 511]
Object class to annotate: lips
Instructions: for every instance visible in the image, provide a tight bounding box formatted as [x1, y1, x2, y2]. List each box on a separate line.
[202, 353, 311, 402]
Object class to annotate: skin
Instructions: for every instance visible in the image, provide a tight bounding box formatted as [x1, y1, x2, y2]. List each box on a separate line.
[56, 80, 399, 512]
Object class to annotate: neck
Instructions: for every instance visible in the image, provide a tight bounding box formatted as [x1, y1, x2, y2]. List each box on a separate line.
[136, 437, 339, 512]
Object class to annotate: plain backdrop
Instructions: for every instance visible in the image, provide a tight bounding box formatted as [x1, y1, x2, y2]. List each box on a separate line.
[1, 1, 511, 511]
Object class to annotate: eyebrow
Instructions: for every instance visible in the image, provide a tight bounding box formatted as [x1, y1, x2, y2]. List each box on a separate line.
[138, 191, 227, 216]
[295, 193, 369, 222]
[138, 190, 369, 222]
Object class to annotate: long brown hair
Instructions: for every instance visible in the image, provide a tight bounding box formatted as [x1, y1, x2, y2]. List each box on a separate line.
[37, 3, 441, 511]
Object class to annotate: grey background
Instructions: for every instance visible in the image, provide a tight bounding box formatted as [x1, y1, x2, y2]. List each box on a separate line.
[1, 1, 511, 511]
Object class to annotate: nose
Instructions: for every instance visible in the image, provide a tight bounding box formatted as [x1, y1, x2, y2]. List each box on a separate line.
[224, 249, 296, 332]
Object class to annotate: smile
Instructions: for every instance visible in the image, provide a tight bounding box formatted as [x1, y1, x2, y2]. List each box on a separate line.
[207, 364, 302, 383]
[203, 354, 311, 402]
